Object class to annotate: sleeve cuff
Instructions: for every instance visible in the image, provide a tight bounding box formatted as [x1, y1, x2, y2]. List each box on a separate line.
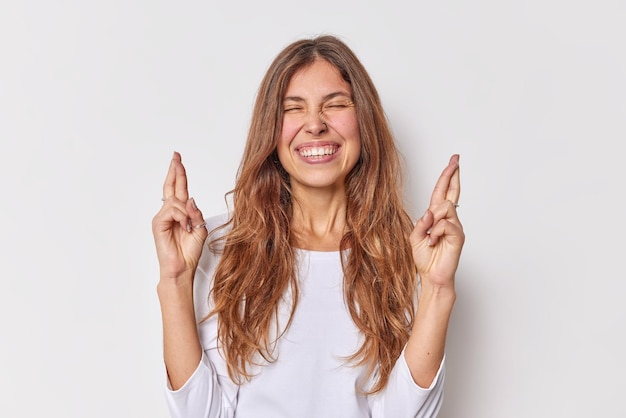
[399, 347, 446, 391]
[165, 352, 210, 394]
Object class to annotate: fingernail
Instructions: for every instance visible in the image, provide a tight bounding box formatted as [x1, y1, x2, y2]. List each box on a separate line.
[186, 222, 191, 233]
[428, 237, 433, 246]
[191, 197, 197, 210]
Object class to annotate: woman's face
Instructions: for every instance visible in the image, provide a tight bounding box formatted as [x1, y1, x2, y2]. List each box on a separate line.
[277, 59, 361, 194]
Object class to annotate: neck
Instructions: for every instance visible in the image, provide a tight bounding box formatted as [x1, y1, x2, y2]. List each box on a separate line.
[290, 185, 347, 251]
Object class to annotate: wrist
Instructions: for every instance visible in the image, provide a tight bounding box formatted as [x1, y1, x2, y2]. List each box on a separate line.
[158, 266, 195, 284]
[418, 282, 456, 307]
[419, 272, 456, 295]
[157, 275, 194, 302]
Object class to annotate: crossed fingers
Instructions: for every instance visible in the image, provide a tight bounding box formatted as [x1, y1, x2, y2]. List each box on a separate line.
[430, 154, 460, 210]
[162, 151, 189, 202]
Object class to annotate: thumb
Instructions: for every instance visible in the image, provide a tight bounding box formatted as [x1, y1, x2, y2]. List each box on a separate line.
[186, 197, 207, 232]
[411, 209, 434, 245]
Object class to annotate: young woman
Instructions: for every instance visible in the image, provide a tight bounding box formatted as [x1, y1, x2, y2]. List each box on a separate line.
[152, 35, 464, 417]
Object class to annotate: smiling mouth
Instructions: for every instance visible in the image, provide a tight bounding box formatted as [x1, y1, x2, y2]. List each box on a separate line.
[297, 145, 339, 158]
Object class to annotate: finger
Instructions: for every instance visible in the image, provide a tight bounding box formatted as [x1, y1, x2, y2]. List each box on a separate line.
[173, 152, 189, 202]
[162, 151, 178, 200]
[186, 198, 208, 234]
[445, 161, 460, 205]
[153, 203, 191, 233]
[410, 209, 435, 244]
[426, 218, 465, 247]
[157, 197, 189, 218]
[429, 154, 460, 208]
[427, 200, 463, 245]
[430, 200, 462, 227]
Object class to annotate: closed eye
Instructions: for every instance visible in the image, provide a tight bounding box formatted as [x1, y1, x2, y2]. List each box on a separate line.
[322, 102, 354, 113]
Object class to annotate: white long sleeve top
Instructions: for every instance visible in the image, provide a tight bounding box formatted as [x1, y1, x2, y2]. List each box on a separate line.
[164, 214, 445, 418]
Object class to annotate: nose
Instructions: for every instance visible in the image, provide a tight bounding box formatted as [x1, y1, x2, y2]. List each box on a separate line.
[304, 111, 328, 136]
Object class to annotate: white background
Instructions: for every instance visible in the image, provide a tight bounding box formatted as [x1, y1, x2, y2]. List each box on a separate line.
[1, 1, 624, 417]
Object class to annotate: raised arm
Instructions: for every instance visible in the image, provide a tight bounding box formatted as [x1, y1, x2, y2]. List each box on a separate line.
[152, 151, 208, 390]
[406, 154, 464, 388]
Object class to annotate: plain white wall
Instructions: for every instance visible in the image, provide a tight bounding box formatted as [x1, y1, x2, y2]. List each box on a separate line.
[1, 1, 624, 417]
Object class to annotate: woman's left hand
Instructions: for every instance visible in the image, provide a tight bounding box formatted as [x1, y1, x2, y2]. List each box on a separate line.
[410, 154, 465, 289]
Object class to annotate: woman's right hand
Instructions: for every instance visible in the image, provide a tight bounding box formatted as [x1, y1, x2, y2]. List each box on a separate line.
[152, 151, 208, 281]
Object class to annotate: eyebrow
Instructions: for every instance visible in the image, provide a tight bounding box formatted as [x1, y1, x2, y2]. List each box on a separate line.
[283, 91, 352, 102]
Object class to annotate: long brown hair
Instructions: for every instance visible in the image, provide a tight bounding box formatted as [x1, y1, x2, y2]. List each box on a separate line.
[207, 35, 418, 394]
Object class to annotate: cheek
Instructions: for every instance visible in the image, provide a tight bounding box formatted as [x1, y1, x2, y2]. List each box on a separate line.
[279, 118, 301, 145]
[277, 121, 299, 163]
[334, 114, 360, 141]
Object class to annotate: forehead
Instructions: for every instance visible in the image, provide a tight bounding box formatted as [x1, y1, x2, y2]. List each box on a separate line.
[284, 59, 351, 97]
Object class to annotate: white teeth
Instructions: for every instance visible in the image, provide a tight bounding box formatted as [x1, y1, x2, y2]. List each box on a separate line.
[299, 146, 337, 157]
